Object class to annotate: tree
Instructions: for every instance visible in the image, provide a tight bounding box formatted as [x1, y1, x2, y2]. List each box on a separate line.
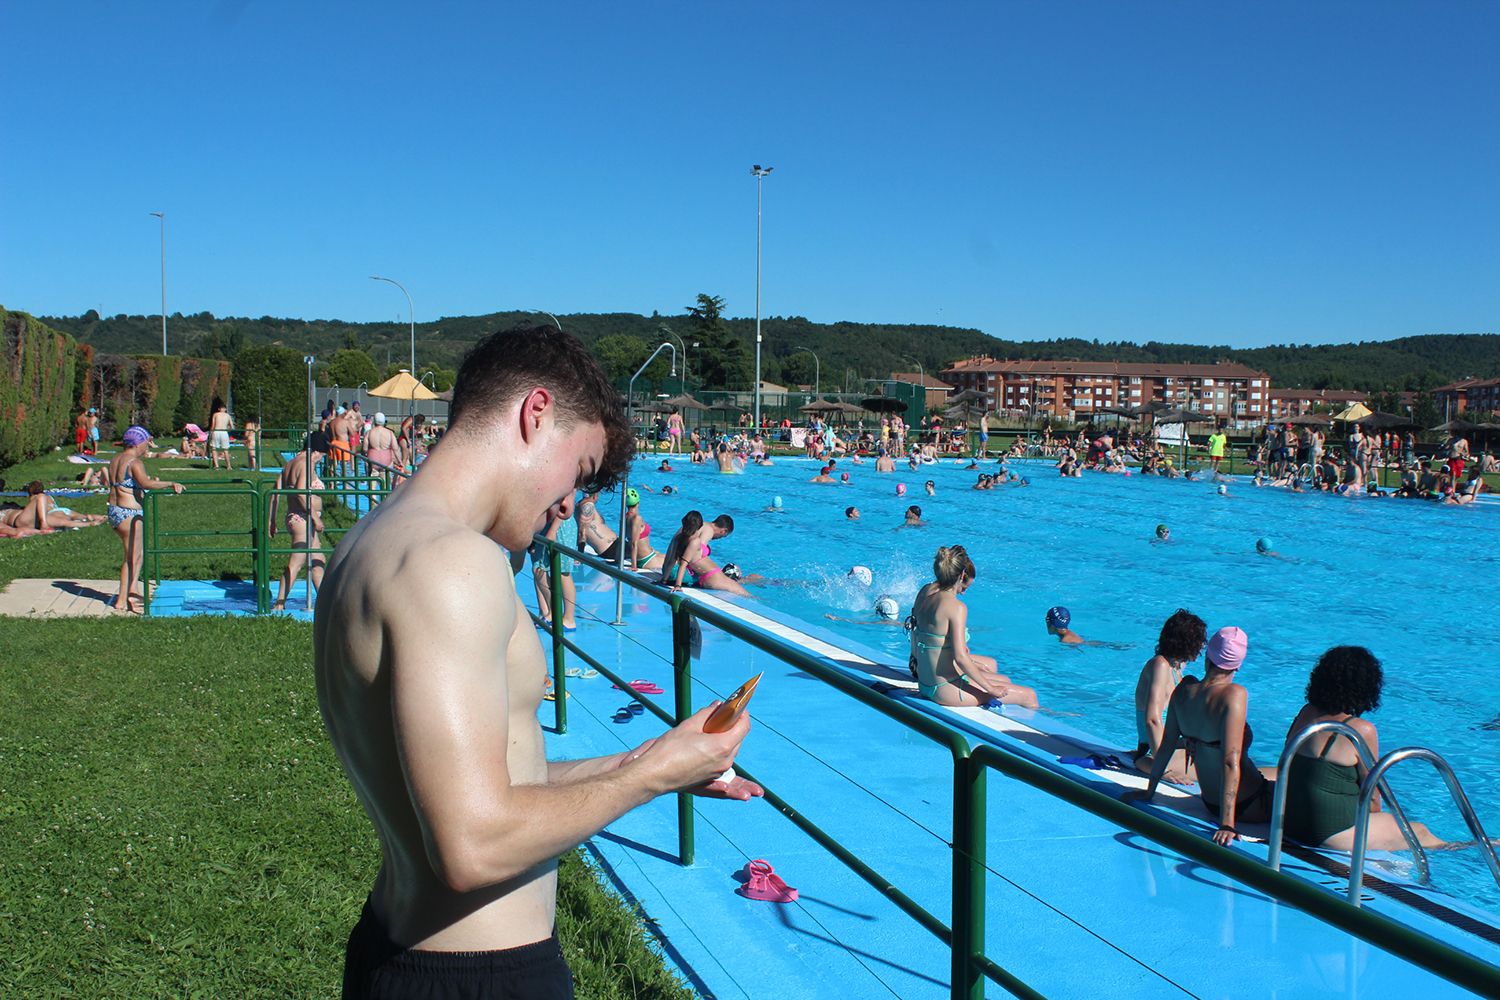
[593, 334, 649, 380]
[325, 348, 382, 392]
[232, 345, 310, 428]
[781, 351, 817, 389]
[688, 293, 752, 389]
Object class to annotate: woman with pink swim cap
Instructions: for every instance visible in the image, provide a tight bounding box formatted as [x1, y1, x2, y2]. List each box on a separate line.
[1129, 625, 1277, 846]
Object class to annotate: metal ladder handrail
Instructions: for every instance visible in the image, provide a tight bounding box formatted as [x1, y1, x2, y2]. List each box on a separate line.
[1348, 746, 1500, 906]
[1267, 720, 1429, 884]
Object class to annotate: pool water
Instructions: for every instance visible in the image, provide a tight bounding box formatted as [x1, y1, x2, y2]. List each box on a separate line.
[616, 454, 1500, 913]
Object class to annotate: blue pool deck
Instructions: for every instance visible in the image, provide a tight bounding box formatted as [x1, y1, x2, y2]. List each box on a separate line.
[144, 567, 1500, 998]
[537, 570, 1500, 999]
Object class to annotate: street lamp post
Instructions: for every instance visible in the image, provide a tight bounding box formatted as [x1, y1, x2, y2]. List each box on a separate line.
[795, 345, 820, 398]
[615, 343, 677, 624]
[751, 165, 773, 431]
[660, 326, 688, 392]
[149, 212, 166, 354]
[370, 275, 415, 376]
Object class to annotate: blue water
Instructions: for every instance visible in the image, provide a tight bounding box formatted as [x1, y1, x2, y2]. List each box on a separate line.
[617, 454, 1500, 913]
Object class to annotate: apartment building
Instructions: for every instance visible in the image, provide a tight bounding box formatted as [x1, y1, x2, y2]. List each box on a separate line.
[938, 358, 1272, 424]
[1266, 388, 1368, 420]
[1434, 378, 1500, 416]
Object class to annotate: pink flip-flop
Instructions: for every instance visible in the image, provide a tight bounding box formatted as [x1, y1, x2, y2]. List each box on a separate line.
[614, 679, 664, 695]
[737, 859, 798, 903]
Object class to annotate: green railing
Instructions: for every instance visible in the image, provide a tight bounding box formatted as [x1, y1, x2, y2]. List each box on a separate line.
[532, 538, 1500, 1000]
[139, 472, 389, 615]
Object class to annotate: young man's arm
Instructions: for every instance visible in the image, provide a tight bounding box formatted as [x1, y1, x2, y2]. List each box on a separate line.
[388, 536, 752, 892]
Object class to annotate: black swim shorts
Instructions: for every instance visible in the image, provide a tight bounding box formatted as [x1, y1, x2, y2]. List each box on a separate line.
[343, 899, 574, 1000]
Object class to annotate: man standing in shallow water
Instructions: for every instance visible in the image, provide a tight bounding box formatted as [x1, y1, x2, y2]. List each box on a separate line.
[315, 326, 761, 999]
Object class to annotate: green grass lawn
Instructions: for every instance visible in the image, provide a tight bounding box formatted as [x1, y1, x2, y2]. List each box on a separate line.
[0, 617, 693, 999]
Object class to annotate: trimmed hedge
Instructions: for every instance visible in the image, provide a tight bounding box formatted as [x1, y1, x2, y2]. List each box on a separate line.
[1, 306, 80, 466]
[90, 354, 234, 440]
[231, 345, 309, 429]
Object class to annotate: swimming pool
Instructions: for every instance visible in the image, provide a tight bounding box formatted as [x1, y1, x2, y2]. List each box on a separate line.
[617, 454, 1500, 913]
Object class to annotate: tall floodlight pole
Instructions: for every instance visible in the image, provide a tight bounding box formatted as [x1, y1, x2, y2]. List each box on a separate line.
[796, 345, 820, 397]
[751, 165, 773, 430]
[370, 275, 415, 375]
[149, 212, 166, 354]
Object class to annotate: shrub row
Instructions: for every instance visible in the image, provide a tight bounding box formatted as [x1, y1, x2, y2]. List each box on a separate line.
[91, 354, 233, 439]
[1, 306, 81, 466]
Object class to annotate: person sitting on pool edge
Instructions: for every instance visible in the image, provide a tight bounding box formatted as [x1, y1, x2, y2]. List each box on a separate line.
[1129, 626, 1275, 846]
[662, 510, 749, 597]
[1131, 609, 1206, 784]
[1280, 646, 1445, 852]
[1045, 606, 1084, 644]
[908, 545, 1039, 710]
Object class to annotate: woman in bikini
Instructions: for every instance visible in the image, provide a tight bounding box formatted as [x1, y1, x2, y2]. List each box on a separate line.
[1281, 647, 1444, 851]
[268, 431, 329, 610]
[1133, 626, 1276, 846]
[107, 426, 186, 612]
[907, 545, 1039, 709]
[662, 510, 749, 597]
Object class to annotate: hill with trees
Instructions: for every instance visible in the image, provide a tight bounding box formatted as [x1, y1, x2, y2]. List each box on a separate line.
[40, 305, 1500, 396]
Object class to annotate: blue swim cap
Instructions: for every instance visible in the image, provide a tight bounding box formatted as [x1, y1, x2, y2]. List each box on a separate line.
[1256, 537, 1272, 553]
[1021, 477, 1030, 486]
[1046, 606, 1071, 629]
[773, 495, 783, 508]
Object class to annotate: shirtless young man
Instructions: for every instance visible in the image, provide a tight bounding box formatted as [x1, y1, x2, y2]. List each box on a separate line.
[314, 327, 760, 998]
[209, 398, 234, 470]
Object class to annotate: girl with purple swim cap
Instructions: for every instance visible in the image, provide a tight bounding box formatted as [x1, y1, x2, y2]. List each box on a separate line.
[1130, 625, 1275, 847]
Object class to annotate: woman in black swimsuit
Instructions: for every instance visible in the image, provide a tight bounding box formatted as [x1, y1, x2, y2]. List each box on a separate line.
[1130, 626, 1276, 846]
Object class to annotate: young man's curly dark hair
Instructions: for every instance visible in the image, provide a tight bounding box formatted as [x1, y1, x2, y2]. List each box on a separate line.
[1155, 609, 1207, 663]
[448, 324, 634, 492]
[1305, 646, 1383, 716]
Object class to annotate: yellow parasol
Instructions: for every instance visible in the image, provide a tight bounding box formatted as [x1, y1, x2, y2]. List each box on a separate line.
[1331, 402, 1372, 422]
[369, 369, 439, 401]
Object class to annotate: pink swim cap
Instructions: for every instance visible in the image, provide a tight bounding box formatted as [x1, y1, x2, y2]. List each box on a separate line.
[1206, 626, 1248, 672]
[896, 483, 907, 496]
[840, 472, 849, 482]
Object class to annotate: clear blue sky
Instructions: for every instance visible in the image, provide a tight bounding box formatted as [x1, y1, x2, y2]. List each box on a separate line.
[2, 2, 1496, 347]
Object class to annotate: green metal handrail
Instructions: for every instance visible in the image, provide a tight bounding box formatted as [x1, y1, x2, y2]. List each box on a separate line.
[141, 486, 264, 616]
[531, 535, 1500, 1000]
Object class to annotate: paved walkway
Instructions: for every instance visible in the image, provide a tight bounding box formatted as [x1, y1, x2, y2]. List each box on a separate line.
[0, 579, 125, 618]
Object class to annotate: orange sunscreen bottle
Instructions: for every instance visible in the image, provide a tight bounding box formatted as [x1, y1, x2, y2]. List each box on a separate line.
[704, 673, 763, 733]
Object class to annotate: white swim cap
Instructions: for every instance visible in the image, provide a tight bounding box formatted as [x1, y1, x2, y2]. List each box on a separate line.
[374, 412, 387, 425]
[1217, 484, 1228, 495]
[849, 566, 873, 586]
[874, 596, 899, 620]
[773, 495, 783, 508]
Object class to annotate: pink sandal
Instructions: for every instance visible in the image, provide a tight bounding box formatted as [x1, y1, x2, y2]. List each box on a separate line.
[737, 859, 798, 903]
[613, 679, 665, 695]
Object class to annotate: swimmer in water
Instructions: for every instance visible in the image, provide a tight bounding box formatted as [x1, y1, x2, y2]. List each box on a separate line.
[848, 566, 874, 587]
[925, 480, 936, 496]
[875, 450, 896, 473]
[810, 464, 836, 484]
[824, 595, 905, 626]
[896, 483, 908, 497]
[903, 505, 926, 527]
[845, 506, 860, 520]
[764, 495, 786, 513]
[1154, 524, 1170, 544]
[659, 459, 674, 472]
[1255, 537, 1282, 558]
[715, 443, 736, 473]
[1045, 606, 1085, 644]
[839, 472, 851, 483]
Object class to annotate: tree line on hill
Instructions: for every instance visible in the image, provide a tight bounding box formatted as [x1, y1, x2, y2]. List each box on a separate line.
[42, 302, 1500, 401]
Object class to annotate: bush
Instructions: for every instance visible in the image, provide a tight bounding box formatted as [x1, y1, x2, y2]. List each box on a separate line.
[0, 306, 80, 465]
[232, 345, 310, 430]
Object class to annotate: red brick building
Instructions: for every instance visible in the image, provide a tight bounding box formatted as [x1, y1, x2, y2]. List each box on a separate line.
[1434, 378, 1500, 417]
[938, 358, 1272, 426]
[1266, 388, 1368, 420]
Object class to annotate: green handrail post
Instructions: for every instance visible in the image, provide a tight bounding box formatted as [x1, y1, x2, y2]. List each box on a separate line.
[252, 481, 269, 613]
[671, 596, 696, 866]
[142, 491, 156, 616]
[549, 547, 568, 733]
[952, 751, 986, 1000]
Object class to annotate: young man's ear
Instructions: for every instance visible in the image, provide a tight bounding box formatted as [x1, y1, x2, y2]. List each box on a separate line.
[517, 388, 554, 443]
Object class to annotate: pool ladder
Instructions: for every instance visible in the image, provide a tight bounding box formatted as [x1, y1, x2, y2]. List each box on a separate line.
[1266, 720, 1500, 907]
